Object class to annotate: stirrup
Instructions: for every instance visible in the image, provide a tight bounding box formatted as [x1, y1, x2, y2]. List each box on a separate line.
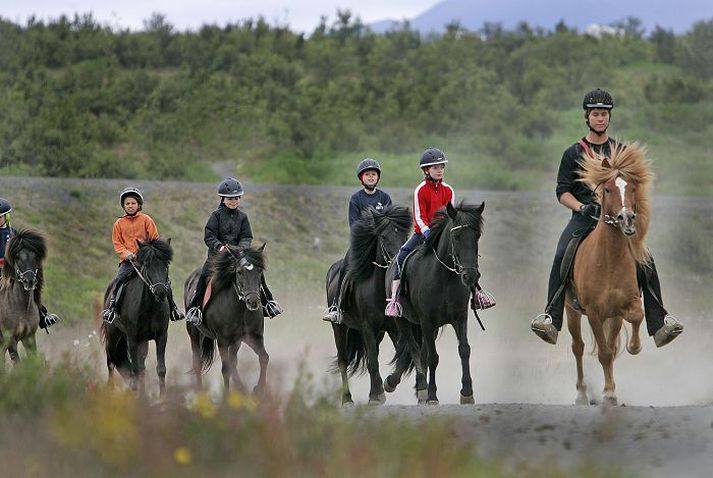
[186, 306, 203, 326]
[264, 300, 283, 318]
[654, 315, 684, 348]
[322, 305, 343, 324]
[385, 297, 402, 318]
[102, 307, 118, 324]
[40, 312, 61, 329]
[171, 307, 186, 322]
[472, 289, 496, 310]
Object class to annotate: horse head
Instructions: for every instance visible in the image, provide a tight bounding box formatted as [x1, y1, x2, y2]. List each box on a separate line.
[432, 202, 485, 288]
[136, 239, 173, 302]
[232, 244, 265, 311]
[5, 230, 46, 292]
[599, 158, 638, 236]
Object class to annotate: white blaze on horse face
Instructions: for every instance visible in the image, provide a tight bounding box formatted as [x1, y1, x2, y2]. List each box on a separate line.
[615, 177, 628, 213]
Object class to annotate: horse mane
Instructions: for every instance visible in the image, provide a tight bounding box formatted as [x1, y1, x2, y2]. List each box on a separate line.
[423, 202, 484, 254]
[578, 141, 653, 265]
[2, 229, 47, 291]
[210, 245, 266, 292]
[347, 205, 411, 280]
[137, 238, 174, 265]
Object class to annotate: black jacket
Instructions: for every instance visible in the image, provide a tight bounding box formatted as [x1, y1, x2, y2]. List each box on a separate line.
[555, 137, 616, 205]
[204, 204, 253, 256]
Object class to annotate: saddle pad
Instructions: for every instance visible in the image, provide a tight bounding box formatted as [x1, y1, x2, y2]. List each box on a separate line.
[202, 280, 213, 308]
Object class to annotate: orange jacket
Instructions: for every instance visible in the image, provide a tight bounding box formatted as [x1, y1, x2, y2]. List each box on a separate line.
[112, 212, 159, 261]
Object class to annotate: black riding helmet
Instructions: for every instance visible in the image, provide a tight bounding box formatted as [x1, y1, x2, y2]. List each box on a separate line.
[356, 158, 382, 179]
[583, 88, 614, 110]
[419, 148, 448, 168]
[0, 197, 12, 216]
[119, 187, 144, 208]
[218, 177, 244, 198]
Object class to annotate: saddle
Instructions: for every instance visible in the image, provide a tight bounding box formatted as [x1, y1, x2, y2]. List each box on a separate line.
[559, 226, 595, 312]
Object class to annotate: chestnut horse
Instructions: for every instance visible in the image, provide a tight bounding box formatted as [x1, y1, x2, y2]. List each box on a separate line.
[566, 142, 653, 406]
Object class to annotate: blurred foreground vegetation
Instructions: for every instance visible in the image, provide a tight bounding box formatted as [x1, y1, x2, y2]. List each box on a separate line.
[0, 357, 625, 477]
[0, 12, 711, 194]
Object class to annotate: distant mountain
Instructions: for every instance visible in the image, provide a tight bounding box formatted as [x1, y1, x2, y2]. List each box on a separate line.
[370, 0, 713, 34]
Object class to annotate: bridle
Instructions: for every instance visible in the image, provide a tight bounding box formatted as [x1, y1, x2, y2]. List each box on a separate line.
[130, 260, 171, 299]
[595, 173, 638, 229]
[372, 240, 394, 269]
[225, 248, 261, 304]
[432, 224, 479, 275]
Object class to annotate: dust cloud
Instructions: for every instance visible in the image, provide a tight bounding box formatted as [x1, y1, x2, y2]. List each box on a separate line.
[35, 188, 713, 407]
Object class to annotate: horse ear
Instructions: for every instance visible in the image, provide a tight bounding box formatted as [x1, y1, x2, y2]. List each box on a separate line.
[476, 201, 485, 214]
[258, 242, 267, 252]
[602, 158, 612, 169]
[446, 201, 457, 219]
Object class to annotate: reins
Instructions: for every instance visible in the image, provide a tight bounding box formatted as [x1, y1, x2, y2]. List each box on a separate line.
[130, 259, 171, 297]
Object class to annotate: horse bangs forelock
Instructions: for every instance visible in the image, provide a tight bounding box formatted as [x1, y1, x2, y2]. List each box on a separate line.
[578, 141, 653, 265]
[423, 202, 484, 252]
[7, 229, 47, 263]
[210, 246, 265, 292]
[138, 238, 173, 264]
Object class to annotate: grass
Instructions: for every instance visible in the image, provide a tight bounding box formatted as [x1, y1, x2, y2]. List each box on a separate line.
[0, 359, 627, 477]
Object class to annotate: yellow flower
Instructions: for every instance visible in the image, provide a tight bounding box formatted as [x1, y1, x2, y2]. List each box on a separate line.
[191, 392, 217, 419]
[174, 447, 192, 465]
[227, 391, 258, 411]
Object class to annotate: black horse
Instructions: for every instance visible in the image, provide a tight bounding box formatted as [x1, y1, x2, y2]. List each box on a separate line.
[385, 202, 485, 405]
[326, 205, 416, 405]
[101, 239, 173, 397]
[0, 230, 47, 364]
[185, 245, 269, 394]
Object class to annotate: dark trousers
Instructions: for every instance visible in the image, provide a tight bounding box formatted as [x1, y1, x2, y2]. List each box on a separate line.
[546, 213, 667, 336]
[394, 234, 423, 280]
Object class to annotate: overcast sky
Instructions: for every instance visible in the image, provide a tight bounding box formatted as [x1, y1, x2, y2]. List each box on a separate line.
[1, 1, 437, 32]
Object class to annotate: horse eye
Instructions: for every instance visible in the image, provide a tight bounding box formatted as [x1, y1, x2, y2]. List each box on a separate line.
[604, 188, 610, 193]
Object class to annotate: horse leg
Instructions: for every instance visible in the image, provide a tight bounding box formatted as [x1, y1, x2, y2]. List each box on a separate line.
[385, 318, 423, 395]
[155, 333, 168, 397]
[566, 304, 588, 405]
[8, 341, 20, 363]
[422, 324, 439, 405]
[452, 318, 474, 404]
[126, 339, 140, 392]
[188, 330, 204, 390]
[589, 316, 617, 406]
[229, 342, 248, 394]
[362, 328, 385, 405]
[218, 343, 233, 394]
[333, 324, 353, 406]
[625, 302, 644, 355]
[244, 334, 269, 396]
[137, 341, 149, 399]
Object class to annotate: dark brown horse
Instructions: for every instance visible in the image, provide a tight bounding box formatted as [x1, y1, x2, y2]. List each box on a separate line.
[567, 142, 653, 405]
[0, 230, 46, 364]
[101, 239, 173, 397]
[185, 245, 269, 395]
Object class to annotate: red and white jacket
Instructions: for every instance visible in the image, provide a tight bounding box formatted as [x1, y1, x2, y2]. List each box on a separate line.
[412, 179, 455, 235]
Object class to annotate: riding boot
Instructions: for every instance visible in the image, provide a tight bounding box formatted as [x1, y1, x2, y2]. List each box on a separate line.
[186, 273, 208, 326]
[38, 304, 60, 331]
[167, 287, 185, 321]
[260, 275, 283, 319]
[638, 259, 683, 346]
[385, 279, 402, 317]
[323, 268, 347, 323]
[102, 261, 135, 323]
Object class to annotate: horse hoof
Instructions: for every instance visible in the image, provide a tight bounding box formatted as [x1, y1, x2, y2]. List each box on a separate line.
[426, 399, 439, 406]
[627, 343, 642, 355]
[383, 377, 397, 393]
[460, 394, 475, 405]
[342, 400, 355, 408]
[575, 395, 589, 406]
[602, 395, 618, 406]
[416, 389, 428, 403]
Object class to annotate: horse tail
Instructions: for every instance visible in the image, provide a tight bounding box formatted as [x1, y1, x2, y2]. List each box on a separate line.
[345, 329, 368, 376]
[390, 323, 421, 376]
[100, 321, 130, 373]
[199, 336, 216, 372]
